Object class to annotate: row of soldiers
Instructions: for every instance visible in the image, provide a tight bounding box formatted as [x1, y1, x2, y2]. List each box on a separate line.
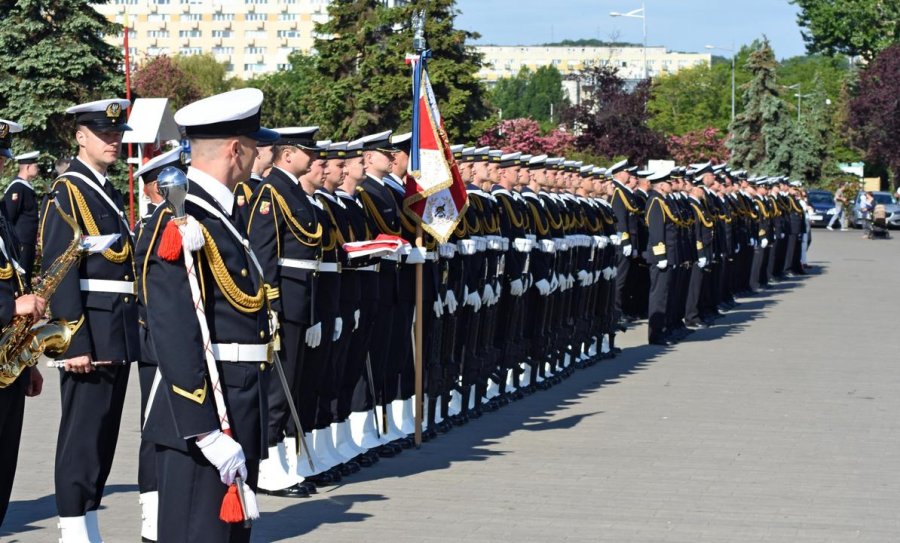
[0, 87, 809, 543]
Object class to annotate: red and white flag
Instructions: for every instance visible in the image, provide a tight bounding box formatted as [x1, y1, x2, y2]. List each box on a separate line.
[402, 55, 467, 243]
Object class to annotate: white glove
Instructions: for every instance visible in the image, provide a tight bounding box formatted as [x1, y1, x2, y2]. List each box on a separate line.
[197, 430, 247, 486]
[610, 234, 621, 246]
[567, 274, 576, 289]
[305, 322, 322, 348]
[406, 246, 426, 265]
[510, 278, 524, 296]
[550, 274, 560, 293]
[332, 317, 343, 342]
[540, 239, 556, 253]
[698, 257, 708, 268]
[622, 244, 633, 257]
[433, 299, 443, 318]
[750, 238, 757, 248]
[458, 239, 477, 255]
[439, 243, 457, 259]
[482, 284, 495, 306]
[611, 267, 618, 278]
[657, 259, 668, 270]
[780, 233, 785, 239]
[465, 290, 482, 312]
[761, 238, 769, 249]
[594, 270, 601, 283]
[494, 283, 502, 302]
[353, 309, 360, 330]
[444, 290, 459, 314]
[535, 279, 551, 296]
[577, 270, 591, 287]
[598, 236, 610, 249]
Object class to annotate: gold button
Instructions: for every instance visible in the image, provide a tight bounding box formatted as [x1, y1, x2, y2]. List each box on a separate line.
[241, 269, 248, 277]
[259, 364, 266, 371]
[259, 330, 265, 339]
[124, 297, 130, 303]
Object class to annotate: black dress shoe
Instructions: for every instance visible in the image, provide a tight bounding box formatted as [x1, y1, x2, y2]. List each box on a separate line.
[341, 461, 361, 475]
[437, 420, 452, 433]
[423, 427, 438, 441]
[512, 390, 525, 401]
[260, 483, 311, 498]
[298, 480, 318, 494]
[649, 338, 672, 346]
[363, 450, 380, 464]
[143, 537, 157, 542]
[355, 454, 375, 468]
[684, 320, 708, 330]
[394, 437, 413, 450]
[325, 468, 343, 483]
[375, 445, 397, 458]
[306, 472, 335, 487]
[469, 407, 483, 419]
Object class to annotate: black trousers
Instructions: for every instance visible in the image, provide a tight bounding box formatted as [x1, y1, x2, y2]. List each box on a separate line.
[138, 362, 158, 494]
[17, 243, 34, 287]
[56, 363, 130, 517]
[614, 252, 631, 320]
[156, 443, 258, 543]
[301, 318, 335, 432]
[0, 372, 26, 527]
[648, 266, 669, 342]
[348, 298, 379, 414]
[368, 299, 396, 406]
[267, 320, 306, 446]
[750, 248, 765, 291]
[684, 264, 704, 324]
[388, 300, 415, 402]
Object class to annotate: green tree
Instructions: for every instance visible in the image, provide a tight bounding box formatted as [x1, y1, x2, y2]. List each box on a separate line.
[791, 0, 900, 61]
[727, 40, 795, 175]
[789, 75, 832, 183]
[307, 0, 489, 141]
[648, 45, 754, 136]
[246, 52, 317, 128]
[491, 66, 569, 129]
[0, 0, 123, 159]
[173, 53, 235, 96]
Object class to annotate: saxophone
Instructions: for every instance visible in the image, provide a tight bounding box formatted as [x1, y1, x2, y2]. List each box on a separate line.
[0, 199, 85, 387]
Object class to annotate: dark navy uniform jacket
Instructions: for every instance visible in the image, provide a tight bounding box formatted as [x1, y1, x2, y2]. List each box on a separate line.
[40, 157, 139, 362]
[358, 174, 401, 303]
[248, 167, 322, 326]
[3, 178, 38, 251]
[137, 171, 270, 459]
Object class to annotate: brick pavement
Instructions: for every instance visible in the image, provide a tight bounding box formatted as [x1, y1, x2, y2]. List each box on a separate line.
[3, 230, 898, 542]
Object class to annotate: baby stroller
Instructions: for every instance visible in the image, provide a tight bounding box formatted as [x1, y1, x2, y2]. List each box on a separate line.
[867, 204, 891, 239]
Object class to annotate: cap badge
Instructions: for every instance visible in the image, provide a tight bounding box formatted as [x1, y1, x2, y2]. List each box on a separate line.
[106, 103, 122, 119]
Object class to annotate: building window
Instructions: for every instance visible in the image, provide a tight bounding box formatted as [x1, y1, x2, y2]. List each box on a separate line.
[147, 14, 170, 22]
[224, 63, 235, 72]
[117, 30, 137, 39]
[213, 13, 235, 21]
[277, 29, 300, 38]
[277, 63, 292, 70]
[147, 30, 169, 38]
[180, 47, 203, 55]
[212, 47, 234, 55]
[181, 13, 202, 21]
[147, 47, 172, 55]
[245, 46, 267, 54]
[245, 30, 267, 39]
[246, 13, 267, 21]
[278, 13, 297, 21]
[212, 30, 233, 38]
[153, 0, 170, 4]
[243, 63, 268, 72]
[245, 0, 268, 4]
[179, 30, 202, 38]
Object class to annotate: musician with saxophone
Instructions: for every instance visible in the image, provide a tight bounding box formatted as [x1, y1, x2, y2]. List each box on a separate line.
[0, 119, 46, 527]
[40, 99, 140, 542]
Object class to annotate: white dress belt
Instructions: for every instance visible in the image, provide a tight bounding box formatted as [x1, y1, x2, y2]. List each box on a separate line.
[277, 258, 341, 273]
[79, 279, 136, 295]
[350, 264, 380, 272]
[211, 343, 271, 363]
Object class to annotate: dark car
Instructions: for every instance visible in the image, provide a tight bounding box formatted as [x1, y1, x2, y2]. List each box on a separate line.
[807, 189, 835, 227]
[849, 191, 900, 229]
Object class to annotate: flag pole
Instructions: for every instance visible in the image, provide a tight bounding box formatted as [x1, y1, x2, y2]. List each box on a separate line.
[411, 10, 427, 448]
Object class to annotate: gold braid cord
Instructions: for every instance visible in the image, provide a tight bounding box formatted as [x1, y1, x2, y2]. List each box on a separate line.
[358, 189, 400, 236]
[646, 198, 686, 227]
[691, 204, 715, 229]
[528, 203, 550, 236]
[615, 188, 640, 214]
[63, 180, 130, 264]
[200, 226, 265, 313]
[0, 263, 13, 281]
[267, 187, 323, 245]
[499, 196, 525, 229]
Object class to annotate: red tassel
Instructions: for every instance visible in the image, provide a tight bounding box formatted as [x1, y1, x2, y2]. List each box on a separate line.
[219, 484, 245, 524]
[157, 220, 183, 262]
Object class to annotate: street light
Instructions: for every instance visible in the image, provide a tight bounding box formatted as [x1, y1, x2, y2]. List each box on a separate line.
[705, 44, 735, 122]
[610, 2, 647, 80]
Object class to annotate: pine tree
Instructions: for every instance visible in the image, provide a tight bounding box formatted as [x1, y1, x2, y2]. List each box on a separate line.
[0, 0, 124, 159]
[307, 0, 489, 141]
[727, 39, 794, 175]
[789, 74, 832, 183]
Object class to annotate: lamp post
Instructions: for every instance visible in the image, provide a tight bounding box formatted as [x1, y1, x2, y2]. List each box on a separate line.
[705, 44, 735, 122]
[610, 1, 647, 80]
[794, 92, 812, 122]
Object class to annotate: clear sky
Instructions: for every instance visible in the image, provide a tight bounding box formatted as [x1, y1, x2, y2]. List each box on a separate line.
[455, 0, 808, 60]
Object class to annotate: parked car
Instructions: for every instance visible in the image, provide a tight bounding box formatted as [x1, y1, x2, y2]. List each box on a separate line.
[849, 191, 900, 229]
[806, 189, 835, 227]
